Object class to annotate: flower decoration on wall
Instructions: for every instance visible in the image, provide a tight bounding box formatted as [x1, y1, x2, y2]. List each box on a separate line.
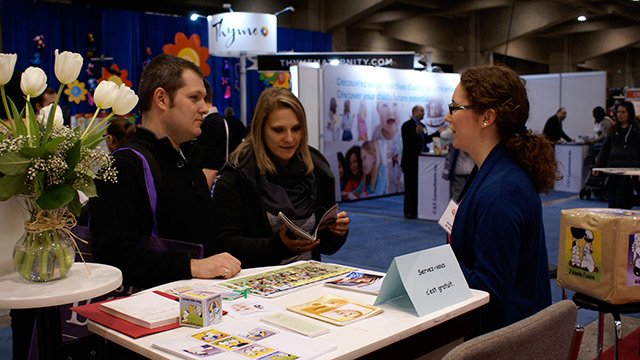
[163, 32, 211, 77]
[100, 63, 133, 88]
[260, 72, 291, 89]
[64, 80, 88, 104]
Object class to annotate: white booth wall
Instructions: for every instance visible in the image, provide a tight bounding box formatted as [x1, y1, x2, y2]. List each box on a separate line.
[523, 71, 606, 140]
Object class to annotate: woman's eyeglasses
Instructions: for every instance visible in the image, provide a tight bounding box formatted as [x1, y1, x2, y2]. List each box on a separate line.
[448, 104, 473, 115]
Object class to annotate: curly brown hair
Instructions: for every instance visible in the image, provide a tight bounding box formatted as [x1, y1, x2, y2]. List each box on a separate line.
[459, 64, 559, 193]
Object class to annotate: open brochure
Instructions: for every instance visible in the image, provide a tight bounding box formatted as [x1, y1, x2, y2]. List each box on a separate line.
[152, 319, 336, 360]
[278, 204, 338, 241]
[324, 271, 384, 295]
[287, 294, 383, 326]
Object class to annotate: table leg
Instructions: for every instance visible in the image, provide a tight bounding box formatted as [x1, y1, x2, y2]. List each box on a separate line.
[35, 306, 63, 360]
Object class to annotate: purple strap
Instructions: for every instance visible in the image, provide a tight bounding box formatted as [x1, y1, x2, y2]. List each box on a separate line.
[113, 147, 159, 237]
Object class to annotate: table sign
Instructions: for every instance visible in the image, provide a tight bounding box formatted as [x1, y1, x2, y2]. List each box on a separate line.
[373, 245, 472, 317]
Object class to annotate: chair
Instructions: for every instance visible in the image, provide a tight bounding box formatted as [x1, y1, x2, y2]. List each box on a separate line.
[549, 263, 568, 300]
[572, 292, 640, 360]
[441, 300, 584, 360]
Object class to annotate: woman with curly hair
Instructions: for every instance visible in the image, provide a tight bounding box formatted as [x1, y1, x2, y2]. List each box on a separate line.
[446, 64, 559, 333]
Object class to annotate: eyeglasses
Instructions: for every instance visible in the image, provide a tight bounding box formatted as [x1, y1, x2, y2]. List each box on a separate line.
[448, 103, 473, 115]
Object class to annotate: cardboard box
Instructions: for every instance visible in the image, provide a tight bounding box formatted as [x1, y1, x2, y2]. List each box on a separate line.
[557, 208, 640, 304]
[179, 290, 223, 327]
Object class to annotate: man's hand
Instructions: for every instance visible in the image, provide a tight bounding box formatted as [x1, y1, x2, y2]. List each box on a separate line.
[190, 252, 241, 279]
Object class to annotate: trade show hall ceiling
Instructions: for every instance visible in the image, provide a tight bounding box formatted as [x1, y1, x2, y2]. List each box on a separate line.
[61, 0, 640, 66]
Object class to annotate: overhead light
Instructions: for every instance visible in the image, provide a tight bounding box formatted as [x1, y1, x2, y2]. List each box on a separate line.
[189, 13, 203, 21]
[222, 3, 233, 12]
[329, 59, 340, 66]
[577, 15, 587, 21]
[274, 6, 295, 16]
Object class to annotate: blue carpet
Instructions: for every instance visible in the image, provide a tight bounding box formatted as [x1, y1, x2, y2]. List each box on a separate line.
[333, 191, 626, 328]
[0, 326, 11, 360]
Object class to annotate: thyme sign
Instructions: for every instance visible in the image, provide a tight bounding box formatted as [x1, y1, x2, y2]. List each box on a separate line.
[208, 12, 277, 56]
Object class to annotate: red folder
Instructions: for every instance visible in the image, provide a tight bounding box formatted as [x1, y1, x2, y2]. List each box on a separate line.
[70, 296, 181, 339]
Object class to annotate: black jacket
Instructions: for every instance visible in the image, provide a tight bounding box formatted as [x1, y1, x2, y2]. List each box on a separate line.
[89, 127, 213, 288]
[211, 147, 346, 268]
[542, 115, 571, 142]
[596, 122, 640, 168]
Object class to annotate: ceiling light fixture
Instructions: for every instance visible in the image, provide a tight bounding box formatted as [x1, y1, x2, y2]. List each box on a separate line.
[274, 6, 295, 16]
[577, 15, 587, 21]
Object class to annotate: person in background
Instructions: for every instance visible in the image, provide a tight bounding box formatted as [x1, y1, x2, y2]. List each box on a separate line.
[211, 87, 350, 268]
[341, 145, 364, 200]
[586, 106, 614, 145]
[401, 105, 443, 218]
[593, 101, 640, 209]
[198, 79, 229, 188]
[90, 54, 240, 289]
[542, 107, 573, 143]
[30, 87, 56, 116]
[105, 118, 136, 153]
[337, 151, 347, 191]
[446, 64, 557, 334]
[440, 123, 475, 201]
[223, 106, 246, 152]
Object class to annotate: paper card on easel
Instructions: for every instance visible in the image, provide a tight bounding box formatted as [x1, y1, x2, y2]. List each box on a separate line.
[373, 244, 472, 317]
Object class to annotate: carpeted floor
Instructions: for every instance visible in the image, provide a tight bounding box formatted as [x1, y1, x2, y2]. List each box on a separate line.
[0, 190, 638, 359]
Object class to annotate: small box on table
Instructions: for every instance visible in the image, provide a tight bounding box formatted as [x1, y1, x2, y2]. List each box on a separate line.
[557, 208, 640, 304]
[179, 290, 223, 327]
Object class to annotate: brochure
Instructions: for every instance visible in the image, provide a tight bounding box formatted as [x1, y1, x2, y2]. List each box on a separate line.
[324, 271, 384, 295]
[278, 204, 338, 241]
[287, 294, 383, 326]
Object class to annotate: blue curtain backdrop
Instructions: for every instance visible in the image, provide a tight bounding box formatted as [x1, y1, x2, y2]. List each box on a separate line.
[0, 0, 331, 124]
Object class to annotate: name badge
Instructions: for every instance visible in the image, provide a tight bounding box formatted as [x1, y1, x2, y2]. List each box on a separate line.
[438, 199, 458, 234]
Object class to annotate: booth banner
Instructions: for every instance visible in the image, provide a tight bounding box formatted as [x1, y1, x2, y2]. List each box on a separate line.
[258, 52, 415, 71]
[322, 64, 459, 201]
[208, 12, 277, 56]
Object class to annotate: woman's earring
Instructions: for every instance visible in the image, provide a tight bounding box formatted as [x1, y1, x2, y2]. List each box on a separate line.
[483, 122, 487, 126]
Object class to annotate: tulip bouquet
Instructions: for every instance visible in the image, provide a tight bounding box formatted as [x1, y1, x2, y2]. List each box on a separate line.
[0, 49, 138, 281]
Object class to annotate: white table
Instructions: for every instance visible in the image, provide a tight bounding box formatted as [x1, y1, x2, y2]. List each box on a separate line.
[87, 265, 489, 360]
[0, 262, 122, 360]
[418, 153, 450, 221]
[592, 167, 640, 176]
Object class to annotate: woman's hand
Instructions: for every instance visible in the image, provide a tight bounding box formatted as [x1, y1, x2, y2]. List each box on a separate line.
[279, 225, 320, 253]
[329, 211, 350, 237]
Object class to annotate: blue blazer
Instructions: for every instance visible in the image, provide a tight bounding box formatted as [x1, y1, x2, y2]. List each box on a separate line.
[450, 143, 551, 333]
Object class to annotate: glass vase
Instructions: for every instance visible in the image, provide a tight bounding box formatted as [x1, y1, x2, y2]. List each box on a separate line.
[11, 199, 76, 282]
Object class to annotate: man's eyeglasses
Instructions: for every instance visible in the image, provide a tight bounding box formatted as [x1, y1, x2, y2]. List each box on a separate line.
[448, 103, 473, 115]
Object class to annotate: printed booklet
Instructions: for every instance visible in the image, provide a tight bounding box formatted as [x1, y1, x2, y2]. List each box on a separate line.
[99, 291, 179, 329]
[287, 294, 383, 326]
[278, 204, 338, 241]
[217, 261, 353, 298]
[152, 319, 336, 360]
[324, 271, 384, 295]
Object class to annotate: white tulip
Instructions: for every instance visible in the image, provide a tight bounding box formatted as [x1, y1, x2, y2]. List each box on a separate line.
[37, 103, 63, 127]
[0, 53, 17, 86]
[54, 49, 83, 85]
[93, 80, 119, 109]
[20, 67, 47, 97]
[111, 84, 138, 115]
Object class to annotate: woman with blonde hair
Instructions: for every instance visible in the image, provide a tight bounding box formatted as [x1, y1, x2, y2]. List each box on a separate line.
[212, 87, 350, 267]
[446, 64, 558, 334]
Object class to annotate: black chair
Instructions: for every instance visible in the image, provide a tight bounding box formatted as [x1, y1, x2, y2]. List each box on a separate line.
[572, 292, 640, 360]
[549, 263, 567, 300]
